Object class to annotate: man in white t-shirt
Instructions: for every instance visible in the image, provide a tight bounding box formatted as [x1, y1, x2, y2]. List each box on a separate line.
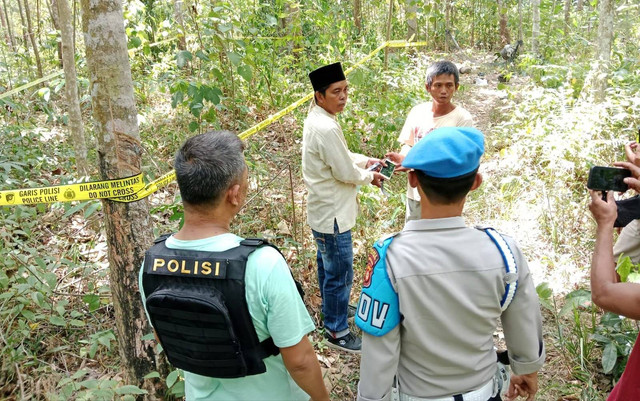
[386, 60, 475, 222]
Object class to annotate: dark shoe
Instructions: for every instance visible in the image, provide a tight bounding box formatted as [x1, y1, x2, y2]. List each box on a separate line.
[325, 332, 361, 354]
[348, 304, 357, 318]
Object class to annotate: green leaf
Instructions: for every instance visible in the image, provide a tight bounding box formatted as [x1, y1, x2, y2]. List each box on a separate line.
[21, 309, 36, 321]
[176, 50, 193, 68]
[50, 316, 66, 326]
[188, 121, 200, 132]
[226, 51, 242, 66]
[171, 91, 184, 108]
[144, 371, 160, 379]
[83, 294, 100, 312]
[189, 102, 203, 117]
[166, 370, 180, 388]
[616, 255, 633, 282]
[70, 319, 85, 327]
[195, 50, 209, 62]
[237, 64, 253, 82]
[37, 88, 51, 102]
[83, 202, 102, 218]
[142, 332, 156, 341]
[202, 86, 220, 105]
[129, 36, 142, 49]
[602, 342, 617, 373]
[169, 380, 185, 396]
[536, 282, 552, 300]
[115, 385, 148, 395]
[559, 289, 592, 316]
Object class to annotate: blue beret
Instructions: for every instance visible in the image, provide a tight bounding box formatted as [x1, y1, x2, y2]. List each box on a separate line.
[403, 127, 484, 178]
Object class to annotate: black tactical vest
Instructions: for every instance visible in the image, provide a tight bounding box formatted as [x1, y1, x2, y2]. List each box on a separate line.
[141, 235, 302, 378]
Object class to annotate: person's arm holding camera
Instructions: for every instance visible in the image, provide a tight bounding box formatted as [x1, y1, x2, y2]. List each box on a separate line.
[589, 157, 640, 320]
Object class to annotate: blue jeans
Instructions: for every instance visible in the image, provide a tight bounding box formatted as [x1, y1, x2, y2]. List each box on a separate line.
[312, 220, 353, 334]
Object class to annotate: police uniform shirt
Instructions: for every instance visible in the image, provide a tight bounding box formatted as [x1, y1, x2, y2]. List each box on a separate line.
[139, 233, 315, 401]
[357, 217, 545, 401]
[302, 104, 374, 234]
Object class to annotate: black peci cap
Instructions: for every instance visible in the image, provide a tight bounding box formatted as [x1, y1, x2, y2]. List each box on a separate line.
[308, 62, 346, 91]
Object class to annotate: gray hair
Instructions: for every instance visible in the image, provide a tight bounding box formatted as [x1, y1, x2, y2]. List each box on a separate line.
[174, 130, 246, 205]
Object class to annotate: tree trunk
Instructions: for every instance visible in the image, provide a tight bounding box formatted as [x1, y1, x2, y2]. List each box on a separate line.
[497, 0, 510, 47]
[593, 0, 614, 102]
[23, 0, 44, 78]
[470, 0, 475, 47]
[0, 1, 10, 48]
[57, 0, 89, 176]
[518, 0, 523, 41]
[577, 0, 583, 12]
[47, 0, 63, 66]
[173, 0, 186, 50]
[2, 0, 15, 51]
[406, 0, 417, 40]
[80, 0, 165, 396]
[531, 0, 540, 56]
[384, 0, 393, 68]
[17, 0, 30, 52]
[354, 0, 361, 33]
[563, 0, 571, 36]
[444, 0, 450, 52]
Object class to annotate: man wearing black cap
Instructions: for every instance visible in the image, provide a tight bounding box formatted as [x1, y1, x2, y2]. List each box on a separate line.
[355, 127, 545, 400]
[303, 62, 386, 353]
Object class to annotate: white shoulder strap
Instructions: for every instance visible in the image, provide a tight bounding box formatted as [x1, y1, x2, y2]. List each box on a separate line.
[480, 227, 518, 311]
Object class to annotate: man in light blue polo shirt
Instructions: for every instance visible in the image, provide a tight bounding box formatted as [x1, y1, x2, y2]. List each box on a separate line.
[139, 131, 329, 401]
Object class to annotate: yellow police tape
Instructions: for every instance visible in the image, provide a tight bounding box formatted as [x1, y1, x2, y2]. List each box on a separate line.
[1, 39, 426, 206]
[0, 173, 144, 206]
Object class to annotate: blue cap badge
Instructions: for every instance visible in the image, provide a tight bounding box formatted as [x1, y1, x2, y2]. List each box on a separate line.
[402, 127, 485, 178]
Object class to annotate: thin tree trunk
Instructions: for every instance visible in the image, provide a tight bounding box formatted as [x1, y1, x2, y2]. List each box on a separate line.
[531, 0, 540, 55]
[577, 0, 583, 12]
[444, 0, 450, 52]
[57, 0, 89, 176]
[354, 0, 361, 34]
[384, 0, 393, 68]
[23, 0, 44, 78]
[17, 0, 30, 52]
[406, 0, 417, 40]
[0, 1, 9, 47]
[2, 0, 15, 51]
[564, 0, 571, 36]
[518, 0, 523, 41]
[470, 0, 475, 47]
[173, 0, 186, 50]
[497, 0, 510, 47]
[80, 0, 165, 396]
[593, 0, 614, 101]
[47, 0, 63, 66]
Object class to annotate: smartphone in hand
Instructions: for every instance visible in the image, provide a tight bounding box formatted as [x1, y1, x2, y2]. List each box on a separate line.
[587, 166, 631, 192]
[379, 160, 396, 179]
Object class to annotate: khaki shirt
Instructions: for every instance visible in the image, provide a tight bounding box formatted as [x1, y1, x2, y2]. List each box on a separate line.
[398, 102, 475, 200]
[302, 105, 374, 234]
[357, 217, 545, 401]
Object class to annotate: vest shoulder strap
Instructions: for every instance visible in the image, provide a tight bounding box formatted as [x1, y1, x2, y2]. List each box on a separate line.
[476, 226, 519, 311]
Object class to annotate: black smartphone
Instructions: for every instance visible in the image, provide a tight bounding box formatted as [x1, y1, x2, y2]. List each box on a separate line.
[379, 160, 396, 179]
[587, 166, 631, 192]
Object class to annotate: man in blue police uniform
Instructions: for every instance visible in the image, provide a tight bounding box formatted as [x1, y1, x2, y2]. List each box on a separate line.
[355, 127, 545, 401]
[139, 131, 329, 401]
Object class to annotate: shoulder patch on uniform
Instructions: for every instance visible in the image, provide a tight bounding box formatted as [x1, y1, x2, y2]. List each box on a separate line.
[355, 236, 400, 337]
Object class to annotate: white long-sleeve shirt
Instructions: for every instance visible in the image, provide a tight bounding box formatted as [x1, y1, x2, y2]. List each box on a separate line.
[302, 105, 373, 234]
